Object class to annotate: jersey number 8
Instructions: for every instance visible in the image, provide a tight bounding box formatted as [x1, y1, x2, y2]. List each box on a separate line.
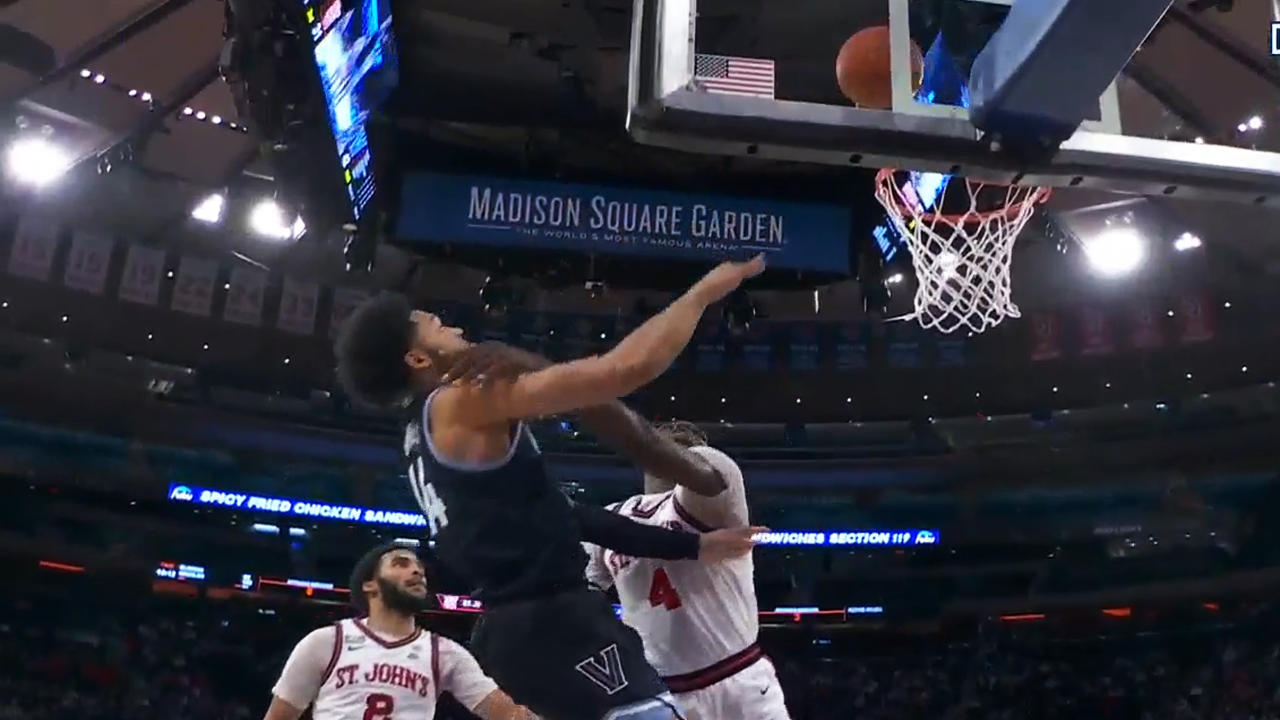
[648, 568, 683, 611]
[363, 693, 394, 720]
[407, 457, 449, 536]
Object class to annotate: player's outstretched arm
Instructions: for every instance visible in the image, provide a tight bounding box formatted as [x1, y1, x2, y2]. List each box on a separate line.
[442, 256, 765, 427]
[438, 343, 726, 497]
[573, 501, 763, 562]
[265, 627, 337, 720]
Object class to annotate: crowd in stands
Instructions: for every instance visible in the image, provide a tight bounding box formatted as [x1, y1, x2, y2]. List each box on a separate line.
[2, 582, 1278, 720]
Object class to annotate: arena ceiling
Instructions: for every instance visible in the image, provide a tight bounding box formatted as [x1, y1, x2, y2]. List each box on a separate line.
[1, 0, 1279, 316]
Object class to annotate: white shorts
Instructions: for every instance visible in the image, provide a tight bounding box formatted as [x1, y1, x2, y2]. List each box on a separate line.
[673, 659, 790, 720]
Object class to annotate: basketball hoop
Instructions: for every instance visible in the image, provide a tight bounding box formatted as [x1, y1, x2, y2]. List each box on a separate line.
[874, 168, 1051, 335]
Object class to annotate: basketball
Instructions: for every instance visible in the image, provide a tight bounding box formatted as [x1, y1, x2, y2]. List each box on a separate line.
[835, 26, 924, 109]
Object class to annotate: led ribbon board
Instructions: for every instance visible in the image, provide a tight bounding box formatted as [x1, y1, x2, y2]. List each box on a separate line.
[167, 484, 939, 546]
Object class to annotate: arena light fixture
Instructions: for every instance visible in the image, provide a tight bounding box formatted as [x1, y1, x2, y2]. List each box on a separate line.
[5, 137, 72, 188]
[1083, 226, 1146, 277]
[248, 199, 304, 240]
[191, 193, 225, 224]
[1173, 232, 1202, 251]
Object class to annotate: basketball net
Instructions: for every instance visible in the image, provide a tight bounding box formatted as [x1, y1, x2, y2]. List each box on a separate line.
[874, 169, 1051, 335]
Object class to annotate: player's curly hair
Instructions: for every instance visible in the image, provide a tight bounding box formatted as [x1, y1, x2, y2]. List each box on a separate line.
[349, 541, 419, 614]
[333, 292, 416, 407]
[657, 420, 707, 447]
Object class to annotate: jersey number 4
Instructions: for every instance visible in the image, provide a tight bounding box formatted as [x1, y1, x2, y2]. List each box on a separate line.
[407, 457, 449, 536]
[648, 568, 683, 611]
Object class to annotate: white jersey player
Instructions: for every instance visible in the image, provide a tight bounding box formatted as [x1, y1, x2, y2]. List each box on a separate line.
[585, 429, 790, 720]
[265, 543, 535, 720]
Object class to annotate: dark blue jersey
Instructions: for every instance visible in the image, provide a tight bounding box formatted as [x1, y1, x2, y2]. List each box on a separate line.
[403, 389, 590, 604]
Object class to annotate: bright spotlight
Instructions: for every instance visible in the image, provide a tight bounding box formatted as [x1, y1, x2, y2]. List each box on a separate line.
[6, 138, 72, 188]
[191, 194, 225, 224]
[1084, 226, 1146, 277]
[249, 200, 303, 240]
[1173, 232, 1202, 252]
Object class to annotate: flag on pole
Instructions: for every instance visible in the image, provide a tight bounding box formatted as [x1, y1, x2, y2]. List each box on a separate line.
[693, 54, 776, 98]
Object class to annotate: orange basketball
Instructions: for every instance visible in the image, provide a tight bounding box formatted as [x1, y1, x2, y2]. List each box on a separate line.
[835, 25, 924, 109]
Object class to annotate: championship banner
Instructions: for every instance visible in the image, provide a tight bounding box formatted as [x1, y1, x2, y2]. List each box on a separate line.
[515, 312, 550, 353]
[1177, 291, 1215, 343]
[1029, 313, 1062, 361]
[117, 245, 165, 306]
[1078, 307, 1114, 356]
[835, 322, 869, 370]
[694, 320, 726, 372]
[1127, 300, 1164, 350]
[736, 323, 774, 372]
[329, 288, 370, 338]
[886, 322, 921, 368]
[170, 256, 218, 317]
[562, 316, 597, 359]
[62, 232, 114, 294]
[277, 278, 320, 335]
[398, 173, 852, 273]
[786, 322, 821, 372]
[223, 267, 268, 326]
[934, 334, 966, 367]
[7, 215, 59, 281]
[479, 311, 513, 344]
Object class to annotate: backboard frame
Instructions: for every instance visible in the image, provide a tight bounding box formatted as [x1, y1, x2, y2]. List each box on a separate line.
[627, 0, 1280, 206]
[886, 0, 1122, 135]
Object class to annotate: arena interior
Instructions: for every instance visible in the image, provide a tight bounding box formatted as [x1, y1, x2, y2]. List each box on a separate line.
[2, 0, 1280, 718]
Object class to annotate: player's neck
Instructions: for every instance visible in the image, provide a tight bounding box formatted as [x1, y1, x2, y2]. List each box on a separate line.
[364, 608, 417, 639]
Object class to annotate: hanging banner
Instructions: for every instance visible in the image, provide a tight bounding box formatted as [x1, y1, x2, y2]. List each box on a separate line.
[170, 256, 219, 317]
[786, 322, 820, 372]
[835, 322, 869, 370]
[1078, 307, 1114, 356]
[516, 312, 550, 353]
[223, 267, 268, 326]
[118, 245, 165, 306]
[886, 322, 921, 368]
[62, 232, 114, 294]
[1029, 313, 1061, 361]
[398, 173, 852, 273]
[7, 215, 59, 281]
[1127, 301, 1164, 350]
[737, 324, 774, 372]
[277, 278, 320, 335]
[934, 335, 966, 367]
[694, 320, 726, 372]
[329, 288, 371, 338]
[1177, 291, 1215, 343]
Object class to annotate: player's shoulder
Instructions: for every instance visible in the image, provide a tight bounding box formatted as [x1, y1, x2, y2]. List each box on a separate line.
[613, 491, 672, 517]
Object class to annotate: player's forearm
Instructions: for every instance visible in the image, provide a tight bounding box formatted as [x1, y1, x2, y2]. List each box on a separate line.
[598, 290, 711, 390]
[570, 502, 700, 560]
[576, 405, 727, 496]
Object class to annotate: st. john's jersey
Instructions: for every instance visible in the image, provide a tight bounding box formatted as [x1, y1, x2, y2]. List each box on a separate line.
[402, 389, 588, 603]
[271, 618, 496, 720]
[585, 491, 759, 680]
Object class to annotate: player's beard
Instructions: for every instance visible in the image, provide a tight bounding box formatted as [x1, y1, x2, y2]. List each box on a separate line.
[375, 576, 432, 615]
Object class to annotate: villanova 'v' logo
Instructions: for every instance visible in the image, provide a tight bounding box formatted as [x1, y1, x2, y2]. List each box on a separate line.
[575, 644, 629, 695]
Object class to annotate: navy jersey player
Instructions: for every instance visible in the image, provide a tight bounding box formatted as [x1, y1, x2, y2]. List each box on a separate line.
[333, 255, 766, 720]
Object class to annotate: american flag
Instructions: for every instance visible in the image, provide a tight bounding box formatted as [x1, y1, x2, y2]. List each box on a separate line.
[693, 54, 776, 98]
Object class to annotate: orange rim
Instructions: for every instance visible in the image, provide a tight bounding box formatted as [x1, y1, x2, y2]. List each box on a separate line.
[875, 167, 1052, 226]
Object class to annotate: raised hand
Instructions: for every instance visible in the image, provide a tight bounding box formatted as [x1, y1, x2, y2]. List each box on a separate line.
[689, 254, 767, 304]
[696, 525, 768, 563]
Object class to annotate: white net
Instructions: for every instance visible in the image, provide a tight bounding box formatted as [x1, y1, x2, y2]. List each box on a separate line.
[874, 169, 1051, 335]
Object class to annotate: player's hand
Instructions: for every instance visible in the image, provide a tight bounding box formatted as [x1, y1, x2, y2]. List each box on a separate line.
[441, 342, 552, 385]
[696, 526, 768, 563]
[689, 254, 767, 305]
